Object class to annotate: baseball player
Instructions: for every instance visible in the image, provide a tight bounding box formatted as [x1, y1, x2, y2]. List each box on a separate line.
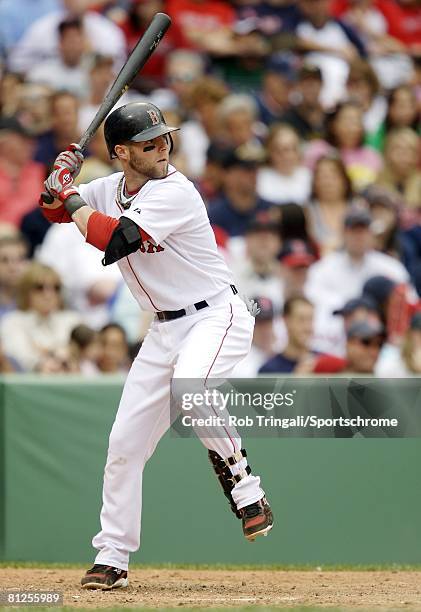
[40, 102, 273, 590]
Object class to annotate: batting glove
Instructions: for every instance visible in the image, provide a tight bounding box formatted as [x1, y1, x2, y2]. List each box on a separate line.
[53, 143, 84, 178]
[241, 295, 261, 317]
[44, 166, 80, 203]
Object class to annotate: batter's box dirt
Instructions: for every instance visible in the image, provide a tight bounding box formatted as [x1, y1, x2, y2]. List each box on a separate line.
[1, 568, 421, 609]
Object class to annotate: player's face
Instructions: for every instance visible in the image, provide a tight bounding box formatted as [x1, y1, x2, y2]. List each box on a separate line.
[127, 134, 170, 179]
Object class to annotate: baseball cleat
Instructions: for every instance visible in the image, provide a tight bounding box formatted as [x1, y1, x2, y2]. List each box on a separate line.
[81, 564, 128, 590]
[241, 496, 273, 542]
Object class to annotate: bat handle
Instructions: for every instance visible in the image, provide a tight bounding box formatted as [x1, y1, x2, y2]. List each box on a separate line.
[40, 190, 54, 205]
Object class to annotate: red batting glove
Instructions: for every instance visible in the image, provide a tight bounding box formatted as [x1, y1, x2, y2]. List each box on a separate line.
[53, 143, 84, 178]
[44, 166, 80, 203]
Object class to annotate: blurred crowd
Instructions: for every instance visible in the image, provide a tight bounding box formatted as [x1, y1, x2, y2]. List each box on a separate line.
[0, 0, 419, 376]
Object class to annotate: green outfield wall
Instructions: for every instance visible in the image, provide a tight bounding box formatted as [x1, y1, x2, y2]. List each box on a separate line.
[0, 374, 420, 565]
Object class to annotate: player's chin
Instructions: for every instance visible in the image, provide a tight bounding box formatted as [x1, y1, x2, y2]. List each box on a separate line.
[155, 161, 169, 177]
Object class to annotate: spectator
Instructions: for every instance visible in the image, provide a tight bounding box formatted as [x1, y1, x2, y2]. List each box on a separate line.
[79, 54, 119, 133]
[0, 71, 24, 117]
[37, 222, 121, 329]
[16, 83, 52, 136]
[361, 275, 417, 345]
[217, 94, 265, 156]
[75, 126, 116, 185]
[306, 207, 410, 316]
[27, 18, 89, 98]
[118, 0, 187, 92]
[230, 213, 283, 312]
[254, 53, 296, 126]
[208, 148, 270, 237]
[0, 262, 80, 371]
[68, 323, 101, 376]
[195, 142, 229, 204]
[279, 239, 316, 302]
[345, 59, 386, 138]
[278, 202, 316, 247]
[0, 233, 28, 318]
[259, 296, 315, 374]
[314, 319, 385, 373]
[164, 50, 206, 113]
[257, 124, 312, 206]
[375, 128, 421, 209]
[280, 63, 325, 141]
[8, 0, 126, 75]
[0, 0, 59, 58]
[363, 185, 411, 263]
[367, 84, 419, 152]
[232, 296, 277, 377]
[0, 117, 44, 227]
[332, 0, 413, 89]
[307, 154, 353, 254]
[34, 91, 80, 169]
[295, 0, 365, 106]
[166, 0, 245, 57]
[178, 76, 228, 179]
[97, 322, 130, 373]
[305, 101, 383, 191]
[376, 312, 421, 377]
[320, 294, 382, 357]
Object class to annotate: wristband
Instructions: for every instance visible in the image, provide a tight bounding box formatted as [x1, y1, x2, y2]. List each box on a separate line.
[64, 194, 89, 216]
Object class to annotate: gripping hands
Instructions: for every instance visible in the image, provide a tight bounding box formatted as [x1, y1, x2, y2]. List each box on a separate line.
[54, 143, 84, 178]
[44, 166, 80, 203]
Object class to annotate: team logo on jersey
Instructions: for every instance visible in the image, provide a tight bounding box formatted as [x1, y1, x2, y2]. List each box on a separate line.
[140, 241, 164, 254]
[147, 109, 160, 125]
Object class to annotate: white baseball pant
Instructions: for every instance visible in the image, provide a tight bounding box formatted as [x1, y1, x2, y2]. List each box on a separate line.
[92, 291, 264, 570]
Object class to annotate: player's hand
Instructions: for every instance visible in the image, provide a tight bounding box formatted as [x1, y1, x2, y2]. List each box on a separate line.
[44, 166, 80, 203]
[53, 143, 84, 179]
[241, 295, 261, 317]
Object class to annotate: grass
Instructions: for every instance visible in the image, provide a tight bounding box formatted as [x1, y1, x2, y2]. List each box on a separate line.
[1, 561, 421, 571]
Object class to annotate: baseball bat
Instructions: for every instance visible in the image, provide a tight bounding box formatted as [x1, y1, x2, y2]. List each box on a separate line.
[41, 12, 172, 204]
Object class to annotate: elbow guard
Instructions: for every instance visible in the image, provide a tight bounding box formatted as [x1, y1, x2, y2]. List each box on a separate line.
[102, 216, 143, 266]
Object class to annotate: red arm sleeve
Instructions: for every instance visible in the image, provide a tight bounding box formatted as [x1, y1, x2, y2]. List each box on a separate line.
[86, 211, 152, 251]
[40, 203, 72, 223]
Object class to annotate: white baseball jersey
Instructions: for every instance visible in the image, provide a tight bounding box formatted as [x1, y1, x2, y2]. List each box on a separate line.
[78, 166, 233, 312]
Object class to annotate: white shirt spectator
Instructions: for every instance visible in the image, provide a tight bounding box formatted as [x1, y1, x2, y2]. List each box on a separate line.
[8, 10, 126, 74]
[1, 309, 80, 371]
[37, 223, 121, 329]
[178, 120, 209, 180]
[257, 166, 311, 206]
[28, 57, 89, 98]
[296, 20, 354, 106]
[306, 250, 409, 355]
[307, 250, 409, 314]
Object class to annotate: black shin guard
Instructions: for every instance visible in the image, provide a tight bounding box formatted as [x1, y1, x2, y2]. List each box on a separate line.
[208, 449, 251, 519]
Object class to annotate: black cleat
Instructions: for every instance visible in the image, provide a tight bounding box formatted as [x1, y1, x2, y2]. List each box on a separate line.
[81, 564, 128, 590]
[241, 496, 274, 541]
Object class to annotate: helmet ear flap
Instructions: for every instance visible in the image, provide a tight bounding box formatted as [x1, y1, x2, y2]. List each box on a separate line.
[168, 132, 174, 155]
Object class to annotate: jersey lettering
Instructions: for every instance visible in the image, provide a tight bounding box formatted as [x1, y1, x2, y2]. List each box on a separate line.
[139, 240, 164, 254]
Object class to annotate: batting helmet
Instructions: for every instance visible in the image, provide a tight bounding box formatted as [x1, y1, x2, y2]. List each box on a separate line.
[104, 102, 179, 159]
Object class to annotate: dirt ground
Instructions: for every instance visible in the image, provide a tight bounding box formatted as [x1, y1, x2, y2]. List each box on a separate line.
[2, 568, 421, 609]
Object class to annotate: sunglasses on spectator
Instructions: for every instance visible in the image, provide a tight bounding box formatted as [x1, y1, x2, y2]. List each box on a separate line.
[359, 337, 383, 348]
[32, 283, 61, 292]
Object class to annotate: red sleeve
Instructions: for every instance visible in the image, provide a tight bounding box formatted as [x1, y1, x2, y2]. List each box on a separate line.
[313, 354, 347, 373]
[40, 203, 72, 223]
[86, 211, 151, 252]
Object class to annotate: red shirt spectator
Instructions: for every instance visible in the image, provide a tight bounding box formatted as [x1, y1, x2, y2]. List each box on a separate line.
[167, 0, 235, 53]
[119, 0, 188, 88]
[332, 0, 421, 50]
[0, 118, 45, 228]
